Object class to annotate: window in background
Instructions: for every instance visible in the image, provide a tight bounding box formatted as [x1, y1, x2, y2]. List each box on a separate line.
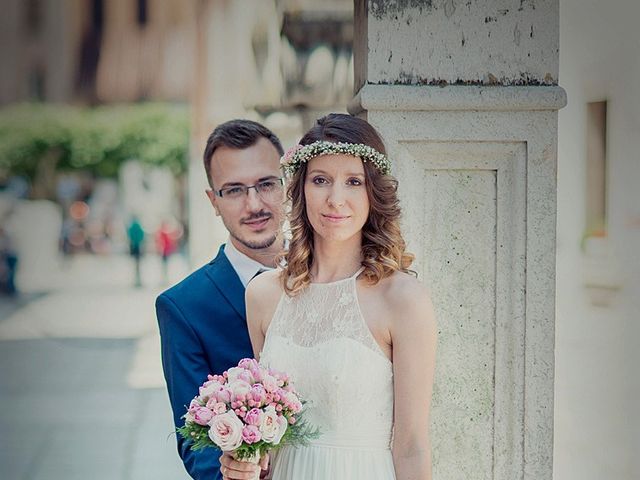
[582, 100, 620, 306]
[585, 101, 608, 239]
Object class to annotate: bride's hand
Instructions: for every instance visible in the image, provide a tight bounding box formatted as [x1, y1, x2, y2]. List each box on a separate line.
[219, 452, 270, 480]
[258, 453, 270, 478]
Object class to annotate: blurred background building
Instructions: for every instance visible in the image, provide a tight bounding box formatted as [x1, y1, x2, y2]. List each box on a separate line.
[0, 0, 356, 285]
[0, 1, 637, 479]
[555, 1, 639, 478]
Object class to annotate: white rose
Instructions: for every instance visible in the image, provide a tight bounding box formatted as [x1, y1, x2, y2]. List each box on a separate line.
[208, 411, 244, 451]
[199, 381, 222, 400]
[225, 367, 246, 383]
[259, 405, 281, 444]
[262, 374, 278, 393]
[273, 414, 288, 445]
[228, 379, 252, 401]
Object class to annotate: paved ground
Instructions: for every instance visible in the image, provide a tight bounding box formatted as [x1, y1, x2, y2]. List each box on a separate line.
[0, 254, 194, 479]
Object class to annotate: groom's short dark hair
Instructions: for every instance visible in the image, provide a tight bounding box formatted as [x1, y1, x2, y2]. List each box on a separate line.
[203, 119, 284, 187]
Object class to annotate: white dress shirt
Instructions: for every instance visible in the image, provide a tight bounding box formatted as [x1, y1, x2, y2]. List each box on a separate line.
[224, 238, 274, 287]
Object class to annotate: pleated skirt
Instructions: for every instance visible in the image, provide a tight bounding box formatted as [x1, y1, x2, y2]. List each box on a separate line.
[270, 443, 396, 480]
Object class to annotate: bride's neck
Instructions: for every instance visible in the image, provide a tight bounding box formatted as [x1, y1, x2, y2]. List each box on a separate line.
[310, 235, 362, 283]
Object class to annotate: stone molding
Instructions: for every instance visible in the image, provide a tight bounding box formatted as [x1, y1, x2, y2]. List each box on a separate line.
[349, 84, 567, 114]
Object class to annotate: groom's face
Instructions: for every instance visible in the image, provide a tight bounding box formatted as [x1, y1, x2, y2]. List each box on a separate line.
[206, 137, 285, 257]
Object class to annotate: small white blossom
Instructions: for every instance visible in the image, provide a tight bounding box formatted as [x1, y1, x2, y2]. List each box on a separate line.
[281, 141, 391, 176]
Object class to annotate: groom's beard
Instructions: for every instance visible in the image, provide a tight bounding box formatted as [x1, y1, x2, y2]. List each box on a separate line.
[231, 231, 278, 250]
[222, 208, 281, 252]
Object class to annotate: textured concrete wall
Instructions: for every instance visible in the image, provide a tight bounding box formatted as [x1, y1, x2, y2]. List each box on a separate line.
[355, 0, 558, 88]
[352, 2, 564, 479]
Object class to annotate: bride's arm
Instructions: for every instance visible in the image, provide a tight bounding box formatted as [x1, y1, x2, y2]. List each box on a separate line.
[218, 272, 282, 480]
[389, 277, 438, 480]
[245, 270, 281, 360]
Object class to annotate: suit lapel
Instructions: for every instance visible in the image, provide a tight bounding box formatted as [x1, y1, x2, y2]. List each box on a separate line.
[205, 245, 246, 319]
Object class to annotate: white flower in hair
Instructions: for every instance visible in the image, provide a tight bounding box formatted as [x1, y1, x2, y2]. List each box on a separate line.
[280, 141, 391, 176]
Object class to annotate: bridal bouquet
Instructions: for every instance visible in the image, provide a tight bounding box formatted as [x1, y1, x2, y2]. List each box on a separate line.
[178, 358, 318, 463]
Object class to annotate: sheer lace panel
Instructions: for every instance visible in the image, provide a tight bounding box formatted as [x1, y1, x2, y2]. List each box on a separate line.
[266, 273, 389, 362]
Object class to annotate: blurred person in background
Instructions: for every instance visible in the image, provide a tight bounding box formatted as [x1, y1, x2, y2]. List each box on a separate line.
[127, 215, 145, 287]
[156, 119, 285, 480]
[155, 219, 181, 284]
[0, 225, 18, 296]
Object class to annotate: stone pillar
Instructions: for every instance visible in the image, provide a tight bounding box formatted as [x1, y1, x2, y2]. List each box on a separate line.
[350, 2, 565, 479]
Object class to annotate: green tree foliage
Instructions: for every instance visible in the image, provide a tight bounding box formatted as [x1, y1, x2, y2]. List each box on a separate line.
[0, 103, 189, 181]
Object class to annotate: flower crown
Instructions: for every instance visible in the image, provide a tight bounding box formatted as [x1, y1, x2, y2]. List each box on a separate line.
[280, 141, 391, 176]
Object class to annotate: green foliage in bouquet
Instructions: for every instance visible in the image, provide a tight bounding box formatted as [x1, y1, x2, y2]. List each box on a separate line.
[176, 422, 212, 452]
[177, 407, 320, 460]
[275, 415, 321, 450]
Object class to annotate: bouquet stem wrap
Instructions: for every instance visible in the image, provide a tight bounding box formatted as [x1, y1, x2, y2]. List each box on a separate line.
[232, 451, 261, 480]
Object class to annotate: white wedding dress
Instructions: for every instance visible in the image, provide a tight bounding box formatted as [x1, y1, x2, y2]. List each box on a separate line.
[260, 268, 396, 479]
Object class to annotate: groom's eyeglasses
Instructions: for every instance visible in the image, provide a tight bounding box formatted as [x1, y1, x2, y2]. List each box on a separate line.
[214, 177, 285, 202]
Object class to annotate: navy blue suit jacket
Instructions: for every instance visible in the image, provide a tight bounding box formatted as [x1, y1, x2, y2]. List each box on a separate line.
[156, 245, 254, 480]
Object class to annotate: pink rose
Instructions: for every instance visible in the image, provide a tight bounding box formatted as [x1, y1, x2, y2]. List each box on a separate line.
[242, 424, 262, 444]
[262, 375, 278, 393]
[199, 381, 223, 401]
[208, 374, 226, 384]
[250, 385, 267, 405]
[229, 380, 252, 401]
[238, 358, 259, 370]
[244, 408, 263, 426]
[193, 406, 214, 426]
[283, 391, 302, 413]
[281, 144, 303, 165]
[225, 367, 246, 383]
[250, 366, 264, 382]
[188, 399, 200, 415]
[272, 370, 289, 385]
[237, 370, 254, 384]
[208, 411, 244, 451]
[210, 402, 227, 415]
[215, 386, 232, 403]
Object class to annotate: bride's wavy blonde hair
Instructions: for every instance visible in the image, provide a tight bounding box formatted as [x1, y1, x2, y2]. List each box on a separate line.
[281, 114, 414, 296]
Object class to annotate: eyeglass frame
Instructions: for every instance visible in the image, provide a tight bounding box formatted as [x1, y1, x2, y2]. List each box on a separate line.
[212, 176, 285, 200]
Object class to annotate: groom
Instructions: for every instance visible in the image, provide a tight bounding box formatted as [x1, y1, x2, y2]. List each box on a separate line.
[156, 119, 285, 479]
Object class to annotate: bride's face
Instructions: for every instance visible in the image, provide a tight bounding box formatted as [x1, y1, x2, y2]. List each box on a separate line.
[304, 153, 370, 244]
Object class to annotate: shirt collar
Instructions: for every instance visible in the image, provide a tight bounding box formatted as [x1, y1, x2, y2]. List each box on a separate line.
[224, 238, 274, 288]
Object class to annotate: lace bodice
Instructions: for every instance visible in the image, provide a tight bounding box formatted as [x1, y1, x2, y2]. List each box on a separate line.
[260, 268, 394, 449]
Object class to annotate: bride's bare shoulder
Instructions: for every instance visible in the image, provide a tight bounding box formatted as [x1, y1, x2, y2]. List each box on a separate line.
[374, 270, 427, 297]
[246, 269, 284, 306]
[376, 271, 434, 320]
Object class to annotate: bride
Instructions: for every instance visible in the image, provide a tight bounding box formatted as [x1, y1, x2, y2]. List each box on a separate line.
[223, 113, 437, 480]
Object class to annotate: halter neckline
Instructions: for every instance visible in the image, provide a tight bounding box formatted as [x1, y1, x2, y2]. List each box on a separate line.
[309, 266, 365, 286]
